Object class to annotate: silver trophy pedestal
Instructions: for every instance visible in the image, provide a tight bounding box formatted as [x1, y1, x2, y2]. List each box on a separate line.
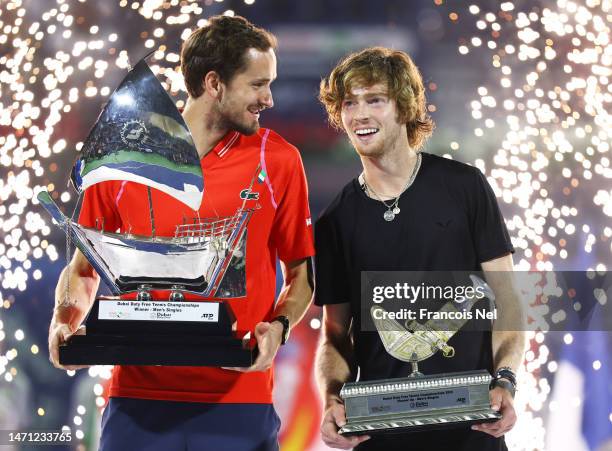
[339, 369, 501, 436]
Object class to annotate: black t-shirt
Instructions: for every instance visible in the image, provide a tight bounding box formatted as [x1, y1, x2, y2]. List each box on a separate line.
[314, 152, 514, 451]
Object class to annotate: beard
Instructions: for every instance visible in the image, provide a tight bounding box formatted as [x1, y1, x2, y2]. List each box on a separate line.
[349, 135, 385, 158]
[215, 98, 260, 136]
[219, 111, 259, 136]
[349, 124, 403, 158]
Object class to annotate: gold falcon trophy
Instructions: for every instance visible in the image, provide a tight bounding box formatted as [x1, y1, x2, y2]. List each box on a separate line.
[339, 275, 502, 435]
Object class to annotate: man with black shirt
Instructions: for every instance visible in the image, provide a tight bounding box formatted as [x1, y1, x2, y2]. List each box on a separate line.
[314, 47, 525, 450]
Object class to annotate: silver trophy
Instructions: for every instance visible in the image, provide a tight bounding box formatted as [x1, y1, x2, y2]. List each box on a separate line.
[38, 58, 256, 366]
[339, 275, 502, 435]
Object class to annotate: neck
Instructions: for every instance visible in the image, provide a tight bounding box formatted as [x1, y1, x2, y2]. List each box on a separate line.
[360, 139, 420, 199]
[182, 96, 228, 159]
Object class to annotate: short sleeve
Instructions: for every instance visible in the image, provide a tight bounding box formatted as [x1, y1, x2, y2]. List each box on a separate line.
[314, 213, 348, 306]
[77, 182, 123, 233]
[470, 169, 514, 263]
[269, 149, 315, 263]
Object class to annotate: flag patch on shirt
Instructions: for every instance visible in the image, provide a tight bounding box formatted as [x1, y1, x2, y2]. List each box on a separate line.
[257, 169, 267, 183]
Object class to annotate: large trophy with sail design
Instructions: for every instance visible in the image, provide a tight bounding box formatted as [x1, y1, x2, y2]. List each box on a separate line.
[38, 58, 256, 366]
[338, 275, 502, 435]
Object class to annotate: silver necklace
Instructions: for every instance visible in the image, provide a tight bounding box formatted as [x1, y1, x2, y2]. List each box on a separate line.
[363, 152, 422, 222]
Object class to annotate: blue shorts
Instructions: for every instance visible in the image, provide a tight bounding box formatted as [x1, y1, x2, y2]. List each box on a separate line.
[99, 397, 281, 451]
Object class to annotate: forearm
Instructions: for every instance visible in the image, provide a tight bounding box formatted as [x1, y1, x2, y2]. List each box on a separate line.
[492, 330, 525, 373]
[315, 334, 355, 408]
[482, 255, 526, 373]
[51, 252, 100, 331]
[491, 286, 526, 373]
[272, 259, 313, 327]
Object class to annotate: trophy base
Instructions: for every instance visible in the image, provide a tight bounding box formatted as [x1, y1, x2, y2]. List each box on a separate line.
[58, 298, 257, 367]
[59, 334, 256, 367]
[338, 369, 501, 436]
[339, 408, 501, 436]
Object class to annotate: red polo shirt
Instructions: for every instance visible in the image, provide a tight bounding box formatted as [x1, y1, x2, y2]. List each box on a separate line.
[78, 128, 314, 403]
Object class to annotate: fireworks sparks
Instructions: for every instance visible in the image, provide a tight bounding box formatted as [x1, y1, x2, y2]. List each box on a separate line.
[445, 1, 611, 448]
[454, 0, 611, 273]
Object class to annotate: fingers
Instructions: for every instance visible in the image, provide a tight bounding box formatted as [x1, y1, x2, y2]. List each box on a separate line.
[254, 321, 271, 337]
[472, 393, 517, 438]
[74, 326, 86, 336]
[221, 367, 247, 372]
[48, 324, 71, 369]
[221, 356, 270, 372]
[321, 404, 370, 449]
[227, 322, 280, 373]
[330, 403, 347, 427]
[472, 419, 513, 438]
[48, 324, 89, 371]
[227, 347, 274, 373]
[489, 389, 502, 411]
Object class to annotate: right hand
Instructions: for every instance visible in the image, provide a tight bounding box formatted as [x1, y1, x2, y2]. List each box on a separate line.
[321, 400, 371, 449]
[48, 323, 88, 371]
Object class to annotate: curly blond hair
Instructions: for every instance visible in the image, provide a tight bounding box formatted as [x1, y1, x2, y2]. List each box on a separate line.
[319, 47, 434, 150]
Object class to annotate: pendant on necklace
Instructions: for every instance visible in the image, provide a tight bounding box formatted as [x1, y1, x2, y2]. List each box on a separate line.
[383, 210, 395, 221]
[393, 206, 400, 215]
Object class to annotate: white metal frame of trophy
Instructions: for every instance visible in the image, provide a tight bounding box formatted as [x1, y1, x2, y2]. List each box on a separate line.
[37, 56, 257, 367]
[338, 275, 503, 435]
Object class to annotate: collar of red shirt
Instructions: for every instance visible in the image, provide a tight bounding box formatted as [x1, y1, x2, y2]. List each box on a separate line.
[212, 131, 240, 158]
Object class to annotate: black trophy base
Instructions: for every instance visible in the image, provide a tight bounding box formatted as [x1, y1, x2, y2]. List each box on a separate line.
[58, 298, 256, 367]
[59, 334, 256, 367]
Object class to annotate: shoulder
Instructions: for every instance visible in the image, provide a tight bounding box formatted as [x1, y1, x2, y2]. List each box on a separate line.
[420, 152, 486, 197]
[261, 128, 296, 150]
[243, 129, 303, 175]
[421, 152, 480, 180]
[316, 179, 360, 226]
[242, 128, 300, 157]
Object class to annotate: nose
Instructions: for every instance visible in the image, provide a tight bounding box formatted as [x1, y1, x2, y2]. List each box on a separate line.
[354, 100, 369, 121]
[261, 87, 274, 109]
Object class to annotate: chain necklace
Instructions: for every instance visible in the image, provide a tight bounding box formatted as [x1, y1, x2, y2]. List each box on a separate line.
[363, 152, 422, 222]
[62, 219, 72, 307]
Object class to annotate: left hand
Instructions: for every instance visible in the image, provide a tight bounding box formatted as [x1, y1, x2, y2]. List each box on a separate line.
[471, 385, 517, 438]
[222, 321, 283, 372]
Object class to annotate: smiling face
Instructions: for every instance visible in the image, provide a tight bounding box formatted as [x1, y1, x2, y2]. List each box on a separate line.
[216, 47, 277, 135]
[340, 82, 406, 157]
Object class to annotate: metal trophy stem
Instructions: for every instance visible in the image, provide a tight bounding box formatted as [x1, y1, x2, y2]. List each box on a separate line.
[408, 353, 423, 378]
[409, 361, 423, 378]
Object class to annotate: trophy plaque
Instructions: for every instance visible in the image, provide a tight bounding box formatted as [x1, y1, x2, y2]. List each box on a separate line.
[339, 370, 500, 435]
[38, 57, 257, 367]
[339, 275, 502, 435]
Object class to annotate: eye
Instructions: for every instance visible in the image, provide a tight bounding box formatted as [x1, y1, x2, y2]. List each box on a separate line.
[342, 99, 355, 108]
[368, 97, 384, 104]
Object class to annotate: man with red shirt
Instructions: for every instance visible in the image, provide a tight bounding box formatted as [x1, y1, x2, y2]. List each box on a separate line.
[47, 16, 314, 450]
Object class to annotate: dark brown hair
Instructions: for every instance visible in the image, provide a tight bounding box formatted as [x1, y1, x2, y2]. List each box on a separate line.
[319, 47, 434, 150]
[181, 15, 277, 98]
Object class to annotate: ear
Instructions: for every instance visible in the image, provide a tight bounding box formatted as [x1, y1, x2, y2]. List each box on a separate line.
[203, 70, 224, 99]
